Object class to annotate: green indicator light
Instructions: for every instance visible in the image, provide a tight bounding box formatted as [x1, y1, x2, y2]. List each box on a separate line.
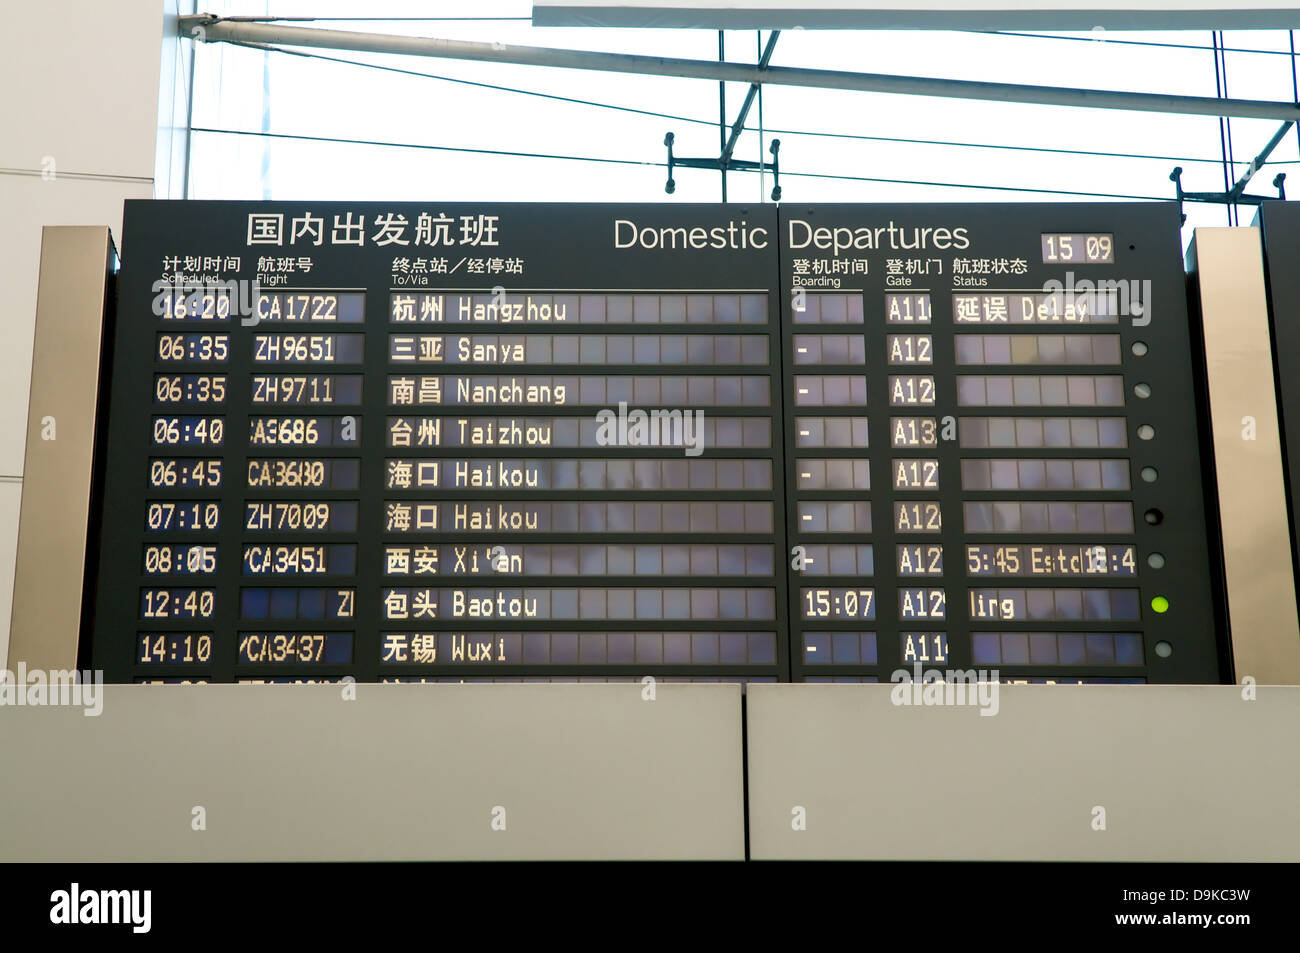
[1151, 596, 1170, 614]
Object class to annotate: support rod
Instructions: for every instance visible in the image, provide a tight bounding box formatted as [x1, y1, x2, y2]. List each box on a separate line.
[178, 15, 1300, 122]
[1230, 120, 1294, 196]
[717, 30, 726, 202]
[721, 30, 780, 166]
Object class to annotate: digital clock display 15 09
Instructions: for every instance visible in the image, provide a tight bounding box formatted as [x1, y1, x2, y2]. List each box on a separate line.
[1041, 232, 1114, 264]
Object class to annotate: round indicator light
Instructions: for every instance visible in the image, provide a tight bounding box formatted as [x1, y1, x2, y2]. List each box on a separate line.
[1151, 596, 1170, 614]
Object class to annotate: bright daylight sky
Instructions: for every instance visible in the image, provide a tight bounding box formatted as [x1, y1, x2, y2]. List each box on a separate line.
[186, 1, 1300, 246]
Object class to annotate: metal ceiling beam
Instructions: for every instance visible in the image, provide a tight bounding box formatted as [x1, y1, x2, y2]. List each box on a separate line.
[178, 15, 1300, 122]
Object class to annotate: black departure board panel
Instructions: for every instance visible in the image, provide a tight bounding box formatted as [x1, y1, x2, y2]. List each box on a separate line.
[779, 204, 1222, 684]
[87, 200, 1224, 684]
[92, 202, 789, 683]
[1255, 200, 1300, 619]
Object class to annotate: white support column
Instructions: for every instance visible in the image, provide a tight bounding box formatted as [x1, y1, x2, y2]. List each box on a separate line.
[0, 1, 180, 665]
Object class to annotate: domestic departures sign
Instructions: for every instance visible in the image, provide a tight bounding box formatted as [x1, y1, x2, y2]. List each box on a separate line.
[84, 201, 1225, 684]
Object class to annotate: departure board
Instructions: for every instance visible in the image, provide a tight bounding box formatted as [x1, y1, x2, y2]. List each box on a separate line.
[86, 200, 1225, 684]
[91, 202, 789, 683]
[779, 204, 1223, 684]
